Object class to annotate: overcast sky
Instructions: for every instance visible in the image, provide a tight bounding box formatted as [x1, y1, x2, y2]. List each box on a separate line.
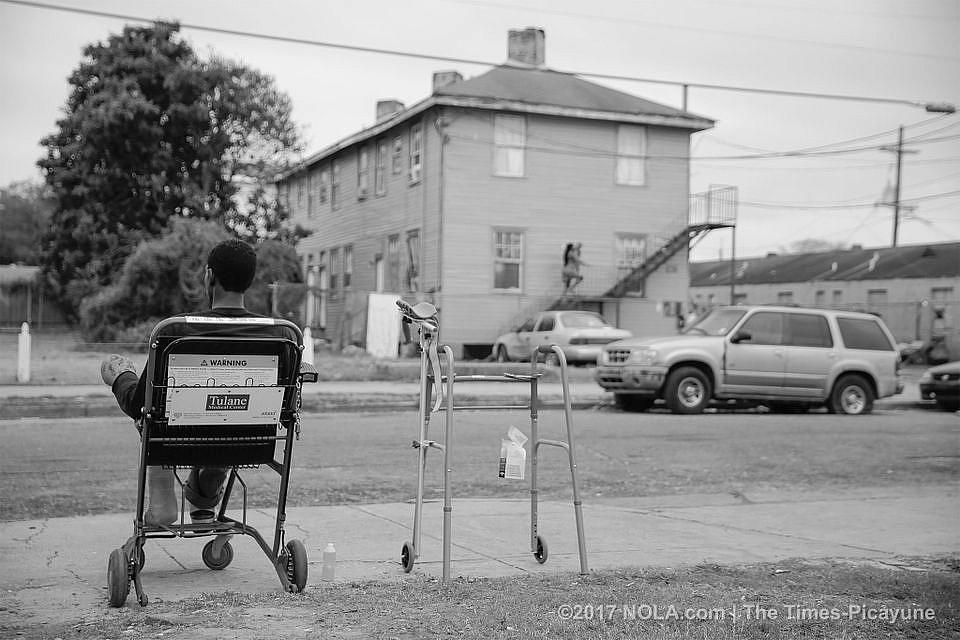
[1, 0, 958, 261]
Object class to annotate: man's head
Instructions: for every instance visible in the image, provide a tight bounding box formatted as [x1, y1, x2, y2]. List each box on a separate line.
[206, 240, 257, 293]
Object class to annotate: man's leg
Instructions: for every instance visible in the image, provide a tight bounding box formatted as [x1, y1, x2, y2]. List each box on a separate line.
[184, 467, 229, 522]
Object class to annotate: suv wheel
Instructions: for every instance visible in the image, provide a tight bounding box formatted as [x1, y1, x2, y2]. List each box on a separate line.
[664, 366, 711, 414]
[829, 374, 874, 415]
[614, 394, 653, 412]
[495, 345, 510, 363]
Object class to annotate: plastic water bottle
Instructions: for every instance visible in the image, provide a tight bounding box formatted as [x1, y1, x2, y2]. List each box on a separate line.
[321, 542, 336, 581]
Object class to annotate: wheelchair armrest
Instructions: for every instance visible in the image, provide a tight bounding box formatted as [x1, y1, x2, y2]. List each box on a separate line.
[299, 361, 319, 383]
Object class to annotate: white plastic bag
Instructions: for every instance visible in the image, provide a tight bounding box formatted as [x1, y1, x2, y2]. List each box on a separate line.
[498, 426, 528, 480]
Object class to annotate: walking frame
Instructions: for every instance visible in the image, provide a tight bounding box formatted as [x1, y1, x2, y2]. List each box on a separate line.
[106, 315, 318, 607]
[396, 300, 588, 581]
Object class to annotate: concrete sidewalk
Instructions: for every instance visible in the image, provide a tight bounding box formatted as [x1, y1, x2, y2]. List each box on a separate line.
[0, 485, 956, 623]
[0, 377, 927, 419]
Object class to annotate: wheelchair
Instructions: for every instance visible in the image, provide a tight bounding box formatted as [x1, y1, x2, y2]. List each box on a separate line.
[107, 315, 318, 607]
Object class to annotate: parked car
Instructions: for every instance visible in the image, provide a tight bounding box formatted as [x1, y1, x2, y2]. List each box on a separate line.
[493, 310, 632, 365]
[595, 305, 903, 415]
[919, 361, 960, 411]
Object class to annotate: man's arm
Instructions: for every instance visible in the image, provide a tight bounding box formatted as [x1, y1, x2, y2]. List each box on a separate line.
[112, 371, 146, 420]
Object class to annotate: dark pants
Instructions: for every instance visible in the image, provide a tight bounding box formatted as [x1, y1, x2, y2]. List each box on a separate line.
[113, 371, 227, 509]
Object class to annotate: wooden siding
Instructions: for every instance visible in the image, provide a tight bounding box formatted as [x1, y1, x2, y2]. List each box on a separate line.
[282, 113, 443, 346]
[437, 111, 692, 346]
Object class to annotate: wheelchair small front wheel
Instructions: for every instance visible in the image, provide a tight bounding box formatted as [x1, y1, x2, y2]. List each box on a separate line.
[202, 539, 234, 570]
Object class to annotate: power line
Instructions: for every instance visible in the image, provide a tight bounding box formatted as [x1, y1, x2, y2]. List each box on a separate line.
[1, 0, 953, 112]
[445, 0, 960, 61]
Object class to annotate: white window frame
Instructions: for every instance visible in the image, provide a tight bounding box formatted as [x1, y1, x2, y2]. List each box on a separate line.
[615, 233, 647, 270]
[409, 124, 422, 184]
[492, 229, 524, 292]
[375, 140, 387, 196]
[392, 136, 403, 175]
[616, 124, 646, 186]
[331, 160, 341, 210]
[319, 168, 329, 205]
[357, 147, 369, 200]
[494, 114, 525, 177]
[343, 245, 353, 288]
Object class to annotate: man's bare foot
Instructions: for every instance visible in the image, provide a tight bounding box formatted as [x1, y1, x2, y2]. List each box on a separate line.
[100, 354, 137, 386]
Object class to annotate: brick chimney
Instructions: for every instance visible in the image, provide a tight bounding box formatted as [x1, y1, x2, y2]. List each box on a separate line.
[507, 27, 545, 67]
[376, 99, 405, 123]
[432, 70, 463, 93]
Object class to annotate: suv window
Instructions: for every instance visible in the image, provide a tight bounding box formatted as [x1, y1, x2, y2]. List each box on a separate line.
[518, 318, 536, 332]
[837, 317, 894, 351]
[536, 316, 555, 331]
[736, 312, 783, 345]
[786, 313, 833, 348]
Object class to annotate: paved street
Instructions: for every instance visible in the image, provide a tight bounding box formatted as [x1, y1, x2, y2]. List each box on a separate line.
[0, 404, 957, 625]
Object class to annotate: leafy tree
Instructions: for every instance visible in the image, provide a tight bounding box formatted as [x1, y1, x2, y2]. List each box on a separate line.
[79, 219, 305, 342]
[0, 181, 54, 264]
[39, 22, 301, 321]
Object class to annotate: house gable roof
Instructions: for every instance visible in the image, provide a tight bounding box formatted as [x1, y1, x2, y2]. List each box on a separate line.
[279, 64, 713, 180]
[435, 65, 711, 125]
[690, 241, 960, 287]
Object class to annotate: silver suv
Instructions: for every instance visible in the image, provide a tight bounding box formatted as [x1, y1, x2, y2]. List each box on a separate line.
[595, 305, 903, 415]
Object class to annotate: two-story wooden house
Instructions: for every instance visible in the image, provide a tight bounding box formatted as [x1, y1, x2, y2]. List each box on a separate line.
[278, 28, 716, 357]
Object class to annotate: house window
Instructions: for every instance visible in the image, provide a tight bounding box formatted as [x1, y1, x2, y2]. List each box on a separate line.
[329, 247, 340, 291]
[331, 160, 341, 210]
[832, 290, 843, 305]
[357, 147, 370, 200]
[319, 169, 329, 205]
[343, 245, 353, 288]
[777, 291, 793, 305]
[375, 140, 387, 196]
[616, 124, 646, 186]
[406, 230, 420, 292]
[493, 229, 523, 291]
[387, 235, 400, 292]
[732, 293, 748, 305]
[931, 287, 953, 304]
[297, 178, 304, 206]
[306, 172, 314, 218]
[392, 136, 403, 175]
[615, 233, 647, 270]
[814, 290, 825, 307]
[409, 124, 422, 184]
[867, 289, 887, 311]
[494, 114, 525, 177]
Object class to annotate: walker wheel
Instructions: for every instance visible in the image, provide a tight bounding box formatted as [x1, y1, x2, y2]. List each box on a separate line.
[107, 548, 130, 607]
[133, 547, 145, 572]
[284, 539, 308, 592]
[534, 535, 548, 564]
[202, 539, 234, 570]
[401, 541, 414, 573]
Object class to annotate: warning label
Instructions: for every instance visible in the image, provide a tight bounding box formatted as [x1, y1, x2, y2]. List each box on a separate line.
[167, 354, 278, 387]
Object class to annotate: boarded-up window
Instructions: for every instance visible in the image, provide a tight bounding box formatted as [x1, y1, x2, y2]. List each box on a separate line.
[616, 125, 646, 185]
[406, 230, 420, 292]
[375, 140, 387, 196]
[387, 235, 400, 292]
[343, 245, 353, 288]
[494, 115, 525, 177]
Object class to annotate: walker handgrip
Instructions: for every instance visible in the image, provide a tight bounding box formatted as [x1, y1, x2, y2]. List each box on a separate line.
[536, 344, 556, 354]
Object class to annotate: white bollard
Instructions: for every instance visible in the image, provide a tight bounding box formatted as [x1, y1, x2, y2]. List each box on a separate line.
[17, 322, 31, 383]
[302, 326, 315, 365]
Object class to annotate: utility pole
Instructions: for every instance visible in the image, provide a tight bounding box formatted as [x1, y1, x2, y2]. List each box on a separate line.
[880, 126, 919, 248]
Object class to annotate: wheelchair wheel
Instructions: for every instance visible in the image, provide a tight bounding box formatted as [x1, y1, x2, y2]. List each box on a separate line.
[284, 539, 308, 592]
[107, 548, 130, 607]
[533, 535, 548, 564]
[401, 541, 414, 573]
[201, 539, 234, 570]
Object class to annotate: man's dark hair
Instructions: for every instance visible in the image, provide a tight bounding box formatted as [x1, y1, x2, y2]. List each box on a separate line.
[207, 240, 257, 292]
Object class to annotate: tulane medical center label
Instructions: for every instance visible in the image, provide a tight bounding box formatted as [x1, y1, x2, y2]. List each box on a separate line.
[205, 394, 251, 411]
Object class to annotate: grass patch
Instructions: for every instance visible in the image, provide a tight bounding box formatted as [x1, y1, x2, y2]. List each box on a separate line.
[18, 559, 960, 639]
